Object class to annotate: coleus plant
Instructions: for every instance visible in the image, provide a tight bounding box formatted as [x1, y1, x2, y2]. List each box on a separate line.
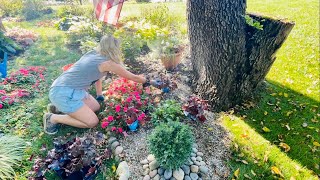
[29, 132, 112, 180]
[154, 74, 178, 93]
[182, 95, 209, 122]
[100, 77, 154, 135]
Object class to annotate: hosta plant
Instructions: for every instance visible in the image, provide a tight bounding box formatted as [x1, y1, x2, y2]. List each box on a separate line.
[100, 77, 154, 136]
[182, 95, 209, 122]
[0, 135, 26, 179]
[29, 132, 112, 180]
[148, 121, 194, 170]
[151, 99, 184, 126]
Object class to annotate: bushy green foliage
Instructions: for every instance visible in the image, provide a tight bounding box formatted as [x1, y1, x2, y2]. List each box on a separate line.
[0, 0, 23, 17]
[151, 99, 184, 126]
[80, 36, 98, 54]
[148, 121, 194, 170]
[56, 5, 94, 19]
[0, 135, 26, 179]
[141, 4, 175, 28]
[22, 0, 44, 20]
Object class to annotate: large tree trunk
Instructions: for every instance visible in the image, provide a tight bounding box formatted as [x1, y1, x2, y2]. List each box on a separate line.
[187, 0, 294, 111]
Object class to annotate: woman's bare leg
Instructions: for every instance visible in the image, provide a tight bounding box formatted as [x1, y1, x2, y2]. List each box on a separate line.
[83, 94, 101, 112]
[50, 104, 99, 128]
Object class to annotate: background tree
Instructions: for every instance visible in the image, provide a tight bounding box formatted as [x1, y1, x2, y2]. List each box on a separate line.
[187, 0, 294, 111]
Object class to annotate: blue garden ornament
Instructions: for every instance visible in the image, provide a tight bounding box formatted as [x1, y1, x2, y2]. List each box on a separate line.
[0, 52, 7, 78]
[128, 120, 139, 131]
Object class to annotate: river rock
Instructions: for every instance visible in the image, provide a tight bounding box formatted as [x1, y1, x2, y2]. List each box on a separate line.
[200, 161, 206, 166]
[190, 173, 198, 180]
[143, 175, 151, 180]
[196, 152, 203, 156]
[147, 154, 155, 162]
[116, 161, 130, 180]
[164, 169, 172, 179]
[149, 169, 158, 178]
[190, 153, 196, 157]
[192, 148, 198, 153]
[108, 137, 117, 144]
[181, 165, 190, 175]
[115, 146, 123, 155]
[191, 157, 196, 162]
[158, 168, 164, 175]
[154, 174, 160, 180]
[184, 176, 191, 180]
[190, 165, 199, 173]
[111, 141, 120, 149]
[196, 157, 202, 162]
[143, 164, 149, 169]
[141, 159, 149, 164]
[173, 168, 184, 180]
[149, 160, 160, 171]
[199, 166, 208, 174]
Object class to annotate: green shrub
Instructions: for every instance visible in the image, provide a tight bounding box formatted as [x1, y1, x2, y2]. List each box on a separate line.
[151, 100, 184, 126]
[0, 135, 26, 179]
[22, 0, 44, 20]
[56, 5, 94, 19]
[141, 4, 174, 28]
[80, 36, 98, 54]
[148, 121, 194, 170]
[0, 0, 23, 17]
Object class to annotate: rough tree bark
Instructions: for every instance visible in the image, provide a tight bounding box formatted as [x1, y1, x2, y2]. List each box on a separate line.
[187, 0, 294, 111]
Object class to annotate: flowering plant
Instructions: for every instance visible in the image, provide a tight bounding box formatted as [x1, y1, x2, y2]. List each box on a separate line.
[99, 78, 154, 136]
[0, 66, 46, 109]
[5, 27, 38, 46]
[182, 95, 209, 122]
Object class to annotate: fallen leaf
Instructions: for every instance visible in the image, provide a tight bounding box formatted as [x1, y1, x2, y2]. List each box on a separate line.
[279, 92, 283, 96]
[302, 123, 308, 127]
[286, 111, 293, 116]
[264, 111, 268, 115]
[311, 118, 318, 123]
[279, 142, 291, 152]
[244, 174, 252, 179]
[271, 93, 277, 96]
[234, 168, 240, 178]
[241, 160, 249, 164]
[207, 127, 213, 131]
[271, 166, 284, 177]
[262, 127, 271, 132]
[264, 151, 270, 162]
[284, 93, 289, 97]
[285, 124, 291, 131]
[313, 141, 320, 147]
[251, 170, 256, 176]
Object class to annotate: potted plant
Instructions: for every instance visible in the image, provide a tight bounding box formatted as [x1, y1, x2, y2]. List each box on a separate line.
[149, 36, 185, 71]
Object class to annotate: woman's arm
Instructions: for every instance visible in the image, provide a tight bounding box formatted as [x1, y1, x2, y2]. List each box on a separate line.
[95, 78, 103, 96]
[99, 61, 146, 83]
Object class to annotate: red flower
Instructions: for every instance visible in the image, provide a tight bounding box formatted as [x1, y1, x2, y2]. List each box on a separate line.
[118, 128, 123, 133]
[123, 107, 128, 112]
[115, 105, 121, 112]
[111, 127, 117, 131]
[126, 96, 133, 103]
[101, 121, 109, 128]
[138, 113, 146, 121]
[0, 104, 3, 109]
[107, 116, 114, 122]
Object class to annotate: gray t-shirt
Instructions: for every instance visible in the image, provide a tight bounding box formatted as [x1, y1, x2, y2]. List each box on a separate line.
[51, 50, 109, 90]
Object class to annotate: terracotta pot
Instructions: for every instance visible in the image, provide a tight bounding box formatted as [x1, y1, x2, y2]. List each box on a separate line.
[160, 50, 183, 71]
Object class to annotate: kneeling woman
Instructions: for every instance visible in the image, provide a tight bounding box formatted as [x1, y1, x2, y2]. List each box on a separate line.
[44, 35, 156, 134]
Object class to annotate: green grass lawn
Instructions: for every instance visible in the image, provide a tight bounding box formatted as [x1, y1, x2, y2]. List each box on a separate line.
[1, 0, 319, 179]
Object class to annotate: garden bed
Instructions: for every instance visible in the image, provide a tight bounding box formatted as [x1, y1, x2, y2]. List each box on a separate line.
[113, 48, 231, 179]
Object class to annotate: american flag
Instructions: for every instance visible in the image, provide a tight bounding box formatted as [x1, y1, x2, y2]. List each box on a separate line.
[93, 0, 124, 26]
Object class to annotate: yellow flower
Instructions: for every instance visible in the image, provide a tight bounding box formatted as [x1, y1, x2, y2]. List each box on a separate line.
[112, 165, 117, 172]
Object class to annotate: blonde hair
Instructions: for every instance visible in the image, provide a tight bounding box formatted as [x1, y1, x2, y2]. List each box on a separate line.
[96, 35, 123, 64]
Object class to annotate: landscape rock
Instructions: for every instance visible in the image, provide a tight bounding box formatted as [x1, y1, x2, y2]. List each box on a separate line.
[192, 144, 198, 149]
[154, 174, 160, 180]
[191, 157, 196, 162]
[115, 146, 124, 155]
[164, 169, 173, 179]
[192, 148, 198, 153]
[143, 175, 151, 180]
[181, 165, 190, 175]
[190, 173, 198, 180]
[190, 165, 199, 173]
[141, 159, 149, 164]
[173, 168, 184, 180]
[116, 161, 130, 180]
[194, 161, 201, 166]
[184, 176, 191, 180]
[199, 161, 206, 166]
[143, 168, 150, 175]
[199, 166, 208, 174]
[111, 141, 119, 149]
[190, 153, 196, 157]
[143, 164, 149, 169]
[158, 168, 164, 175]
[149, 160, 160, 171]
[196, 152, 203, 156]
[108, 136, 117, 144]
[147, 154, 155, 162]
[196, 157, 202, 161]
[149, 169, 158, 178]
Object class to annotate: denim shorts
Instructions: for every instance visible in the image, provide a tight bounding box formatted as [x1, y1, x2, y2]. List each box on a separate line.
[49, 87, 88, 114]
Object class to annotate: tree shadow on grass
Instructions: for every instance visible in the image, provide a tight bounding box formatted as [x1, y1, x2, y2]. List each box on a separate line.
[235, 80, 319, 175]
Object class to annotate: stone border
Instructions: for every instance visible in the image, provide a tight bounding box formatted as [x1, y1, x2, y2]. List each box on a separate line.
[140, 143, 209, 180]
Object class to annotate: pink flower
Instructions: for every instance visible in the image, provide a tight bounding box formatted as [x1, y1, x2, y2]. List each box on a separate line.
[138, 113, 146, 121]
[115, 105, 121, 112]
[107, 115, 114, 122]
[145, 87, 151, 94]
[0, 104, 3, 109]
[0, 90, 6, 95]
[101, 121, 109, 128]
[126, 96, 133, 103]
[111, 127, 117, 131]
[123, 107, 128, 112]
[118, 128, 123, 133]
